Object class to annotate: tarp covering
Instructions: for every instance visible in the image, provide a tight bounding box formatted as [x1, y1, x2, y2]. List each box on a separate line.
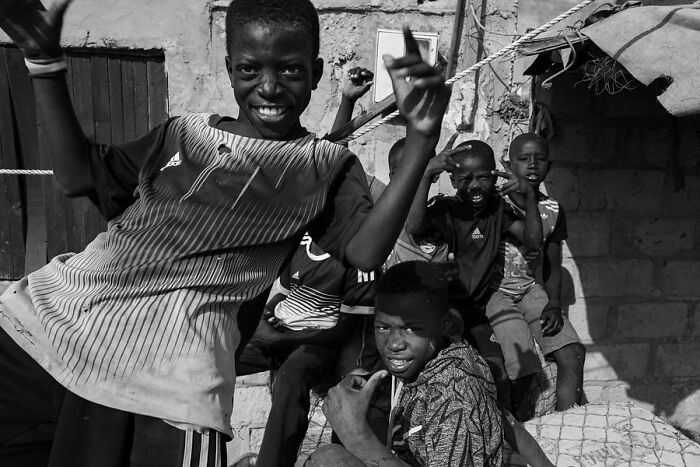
[584, 4, 700, 116]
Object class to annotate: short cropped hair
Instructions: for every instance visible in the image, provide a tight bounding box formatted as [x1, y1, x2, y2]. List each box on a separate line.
[226, 0, 320, 57]
[453, 140, 496, 169]
[377, 261, 448, 311]
[509, 133, 549, 156]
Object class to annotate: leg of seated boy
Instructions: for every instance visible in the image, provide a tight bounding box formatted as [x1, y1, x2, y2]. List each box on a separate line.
[521, 285, 586, 410]
[257, 344, 337, 467]
[485, 290, 542, 413]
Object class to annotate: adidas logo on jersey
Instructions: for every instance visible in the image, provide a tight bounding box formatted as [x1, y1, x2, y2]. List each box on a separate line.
[292, 271, 300, 280]
[160, 152, 181, 171]
[357, 271, 375, 283]
[472, 227, 484, 239]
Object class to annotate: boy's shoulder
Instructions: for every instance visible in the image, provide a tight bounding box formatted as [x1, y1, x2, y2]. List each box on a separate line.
[418, 337, 494, 388]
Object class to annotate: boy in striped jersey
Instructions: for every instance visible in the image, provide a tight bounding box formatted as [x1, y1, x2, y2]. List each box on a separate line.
[486, 133, 586, 413]
[0, 0, 451, 465]
[235, 233, 379, 466]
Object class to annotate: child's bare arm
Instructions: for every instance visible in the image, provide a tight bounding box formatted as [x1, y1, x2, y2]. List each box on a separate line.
[330, 67, 373, 135]
[496, 171, 542, 250]
[345, 28, 450, 270]
[1, 0, 92, 196]
[541, 240, 564, 336]
[405, 137, 461, 236]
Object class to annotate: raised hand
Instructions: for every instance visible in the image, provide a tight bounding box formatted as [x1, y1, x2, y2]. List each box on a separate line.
[493, 169, 535, 197]
[322, 370, 388, 443]
[0, 0, 72, 58]
[425, 132, 460, 181]
[342, 66, 374, 102]
[384, 26, 451, 138]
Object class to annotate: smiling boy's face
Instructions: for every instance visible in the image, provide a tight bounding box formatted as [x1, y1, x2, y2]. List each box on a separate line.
[374, 292, 449, 383]
[226, 22, 323, 140]
[450, 153, 497, 210]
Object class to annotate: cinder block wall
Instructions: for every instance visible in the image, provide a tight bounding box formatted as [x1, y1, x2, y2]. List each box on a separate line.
[537, 71, 700, 437]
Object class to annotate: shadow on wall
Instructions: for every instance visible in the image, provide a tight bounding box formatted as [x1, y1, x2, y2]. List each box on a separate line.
[539, 70, 700, 437]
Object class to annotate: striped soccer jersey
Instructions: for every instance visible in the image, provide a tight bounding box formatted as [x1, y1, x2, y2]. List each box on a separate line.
[273, 234, 375, 331]
[492, 194, 567, 296]
[0, 114, 372, 436]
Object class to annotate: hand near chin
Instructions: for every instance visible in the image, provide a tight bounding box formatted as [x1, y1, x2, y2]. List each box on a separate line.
[493, 170, 535, 198]
[0, 0, 72, 58]
[323, 370, 388, 444]
[384, 26, 451, 138]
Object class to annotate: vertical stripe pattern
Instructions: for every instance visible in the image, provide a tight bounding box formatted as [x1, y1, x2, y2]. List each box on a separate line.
[2, 114, 355, 436]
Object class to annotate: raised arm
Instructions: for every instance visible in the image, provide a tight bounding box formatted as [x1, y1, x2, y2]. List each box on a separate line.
[345, 28, 451, 271]
[405, 134, 460, 236]
[330, 67, 373, 135]
[1, 0, 93, 196]
[496, 171, 543, 250]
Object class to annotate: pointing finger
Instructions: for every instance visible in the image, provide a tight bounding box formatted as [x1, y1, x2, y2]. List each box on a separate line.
[444, 132, 459, 151]
[402, 26, 421, 57]
[492, 170, 511, 179]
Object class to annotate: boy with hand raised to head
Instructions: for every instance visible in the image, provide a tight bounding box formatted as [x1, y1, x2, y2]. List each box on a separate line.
[487, 133, 586, 413]
[404, 138, 543, 413]
[0, 0, 450, 465]
[309, 262, 554, 467]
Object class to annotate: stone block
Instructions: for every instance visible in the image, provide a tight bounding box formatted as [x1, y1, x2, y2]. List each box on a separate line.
[662, 176, 700, 215]
[566, 302, 609, 343]
[660, 261, 700, 297]
[230, 386, 272, 425]
[612, 217, 695, 257]
[655, 343, 700, 378]
[236, 372, 271, 387]
[563, 214, 610, 258]
[549, 123, 617, 164]
[563, 258, 654, 298]
[580, 170, 665, 213]
[616, 302, 687, 339]
[584, 344, 650, 381]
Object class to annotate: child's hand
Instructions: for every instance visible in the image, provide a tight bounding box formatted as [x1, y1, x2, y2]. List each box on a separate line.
[323, 370, 388, 442]
[250, 311, 286, 347]
[384, 26, 451, 138]
[424, 132, 460, 181]
[0, 0, 71, 59]
[493, 170, 535, 197]
[342, 67, 374, 102]
[540, 306, 564, 336]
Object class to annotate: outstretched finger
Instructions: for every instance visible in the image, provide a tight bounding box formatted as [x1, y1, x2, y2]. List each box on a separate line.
[492, 170, 511, 179]
[50, 0, 73, 16]
[402, 26, 421, 57]
[443, 132, 459, 152]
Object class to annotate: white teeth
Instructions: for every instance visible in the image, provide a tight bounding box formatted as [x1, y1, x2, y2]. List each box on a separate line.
[256, 106, 285, 116]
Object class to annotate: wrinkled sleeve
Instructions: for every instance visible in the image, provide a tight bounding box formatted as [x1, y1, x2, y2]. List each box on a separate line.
[417, 196, 451, 244]
[423, 377, 504, 467]
[87, 118, 175, 220]
[308, 155, 373, 265]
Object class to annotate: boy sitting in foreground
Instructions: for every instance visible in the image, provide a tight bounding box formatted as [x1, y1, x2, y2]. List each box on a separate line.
[404, 140, 542, 412]
[487, 133, 586, 412]
[309, 262, 554, 466]
[0, 0, 450, 464]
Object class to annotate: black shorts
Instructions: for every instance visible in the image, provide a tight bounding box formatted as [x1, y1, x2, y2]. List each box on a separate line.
[0, 327, 227, 467]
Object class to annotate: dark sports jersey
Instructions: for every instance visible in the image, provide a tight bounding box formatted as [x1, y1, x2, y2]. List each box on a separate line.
[422, 195, 517, 317]
[274, 234, 376, 330]
[0, 113, 372, 436]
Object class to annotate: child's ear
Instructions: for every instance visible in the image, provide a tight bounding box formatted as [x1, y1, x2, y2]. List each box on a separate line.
[225, 56, 234, 88]
[312, 57, 324, 90]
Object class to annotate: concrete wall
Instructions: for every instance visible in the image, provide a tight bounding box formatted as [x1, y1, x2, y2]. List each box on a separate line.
[519, 0, 700, 439]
